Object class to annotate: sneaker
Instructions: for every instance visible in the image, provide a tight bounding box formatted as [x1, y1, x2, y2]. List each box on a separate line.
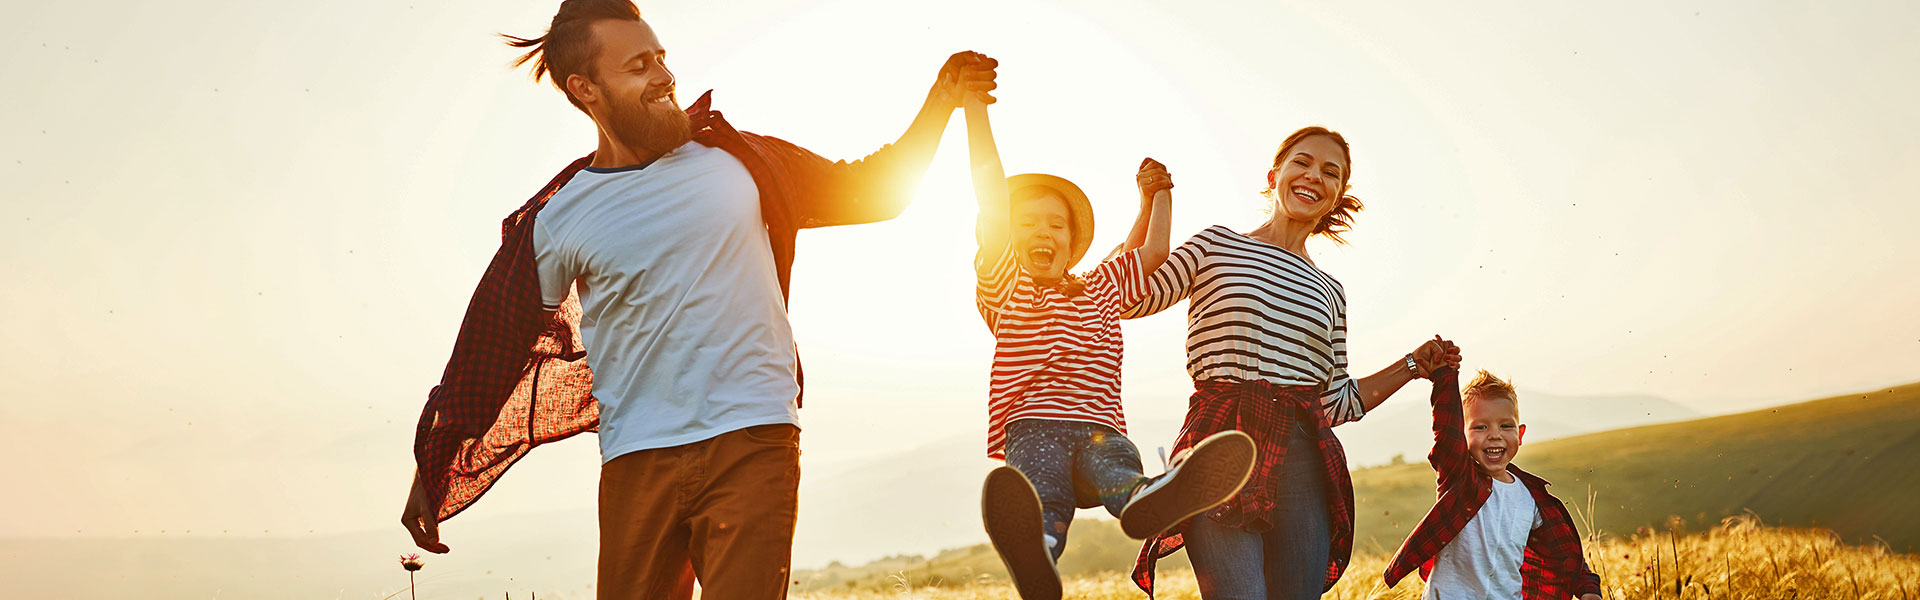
[1118, 430, 1256, 539]
[981, 466, 1062, 600]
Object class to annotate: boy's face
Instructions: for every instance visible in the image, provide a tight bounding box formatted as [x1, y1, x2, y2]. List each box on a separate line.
[1465, 393, 1526, 478]
[1012, 193, 1072, 283]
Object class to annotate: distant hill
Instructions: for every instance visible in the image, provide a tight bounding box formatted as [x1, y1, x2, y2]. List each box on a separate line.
[793, 381, 1920, 591]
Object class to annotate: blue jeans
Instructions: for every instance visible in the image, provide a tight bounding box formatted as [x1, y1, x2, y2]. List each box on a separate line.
[1004, 418, 1148, 560]
[1185, 421, 1331, 600]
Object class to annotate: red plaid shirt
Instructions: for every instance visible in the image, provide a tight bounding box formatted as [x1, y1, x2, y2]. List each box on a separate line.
[1384, 367, 1603, 599]
[1132, 380, 1356, 596]
[411, 91, 921, 520]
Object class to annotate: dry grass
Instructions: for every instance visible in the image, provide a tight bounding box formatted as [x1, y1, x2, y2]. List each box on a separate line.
[789, 515, 1920, 600]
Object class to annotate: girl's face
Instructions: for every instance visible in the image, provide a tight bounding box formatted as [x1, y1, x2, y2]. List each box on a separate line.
[1267, 134, 1349, 226]
[1012, 193, 1073, 283]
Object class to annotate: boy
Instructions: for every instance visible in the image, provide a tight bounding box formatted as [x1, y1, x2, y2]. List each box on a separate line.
[1385, 368, 1603, 600]
[961, 98, 1256, 600]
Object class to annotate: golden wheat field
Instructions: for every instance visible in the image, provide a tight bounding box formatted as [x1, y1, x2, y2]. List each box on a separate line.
[789, 516, 1919, 600]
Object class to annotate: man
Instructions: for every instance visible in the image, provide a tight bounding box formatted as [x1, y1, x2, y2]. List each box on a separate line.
[398, 1, 997, 597]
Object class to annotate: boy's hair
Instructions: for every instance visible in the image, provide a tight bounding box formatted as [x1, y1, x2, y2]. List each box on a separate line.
[1265, 126, 1365, 245]
[503, 0, 643, 113]
[1462, 369, 1519, 413]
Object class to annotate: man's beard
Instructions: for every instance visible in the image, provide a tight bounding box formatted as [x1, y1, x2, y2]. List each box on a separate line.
[605, 90, 692, 157]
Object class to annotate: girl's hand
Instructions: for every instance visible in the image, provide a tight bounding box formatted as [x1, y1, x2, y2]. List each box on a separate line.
[1136, 157, 1173, 205]
[1412, 334, 1462, 376]
[929, 51, 998, 111]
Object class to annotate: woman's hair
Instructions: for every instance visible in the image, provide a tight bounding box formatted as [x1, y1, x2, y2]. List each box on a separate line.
[1265, 126, 1365, 245]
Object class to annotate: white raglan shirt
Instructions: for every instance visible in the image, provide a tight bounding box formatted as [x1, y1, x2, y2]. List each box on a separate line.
[1425, 475, 1543, 599]
[531, 141, 800, 463]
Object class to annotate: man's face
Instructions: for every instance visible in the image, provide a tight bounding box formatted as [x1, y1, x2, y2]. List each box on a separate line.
[1012, 193, 1073, 283]
[1464, 393, 1526, 479]
[579, 18, 690, 156]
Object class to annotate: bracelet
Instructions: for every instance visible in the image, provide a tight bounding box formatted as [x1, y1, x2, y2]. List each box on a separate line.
[1405, 353, 1422, 379]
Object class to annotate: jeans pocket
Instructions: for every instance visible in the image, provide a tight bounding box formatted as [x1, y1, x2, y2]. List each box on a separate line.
[739, 423, 800, 447]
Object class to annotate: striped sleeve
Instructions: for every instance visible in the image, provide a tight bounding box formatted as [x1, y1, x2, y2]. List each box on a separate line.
[1093, 249, 1151, 311]
[1121, 231, 1205, 319]
[976, 244, 1021, 331]
[1318, 306, 1365, 425]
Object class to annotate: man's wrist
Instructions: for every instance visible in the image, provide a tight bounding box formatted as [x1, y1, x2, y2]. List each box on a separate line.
[1405, 353, 1422, 379]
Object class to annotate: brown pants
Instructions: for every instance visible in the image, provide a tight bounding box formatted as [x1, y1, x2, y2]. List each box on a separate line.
[598, 423, 800, 599]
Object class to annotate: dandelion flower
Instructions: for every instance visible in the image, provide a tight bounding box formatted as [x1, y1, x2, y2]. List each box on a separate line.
[400, 553, 424, 572]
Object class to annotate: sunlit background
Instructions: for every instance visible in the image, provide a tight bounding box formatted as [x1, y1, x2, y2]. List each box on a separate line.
[3, 0, 1917, 596]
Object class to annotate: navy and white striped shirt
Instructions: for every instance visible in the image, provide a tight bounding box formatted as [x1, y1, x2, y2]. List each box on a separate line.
[1123, 225, 1365, 424]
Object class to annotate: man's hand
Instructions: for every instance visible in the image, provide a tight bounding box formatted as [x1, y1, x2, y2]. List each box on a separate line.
[928, 51, 998, 111]
[401, 472, 450, 553]
[1412, 334, 1462, 376]
[1136, 158, 1173, 206]
[1579, 594, 1602, 600]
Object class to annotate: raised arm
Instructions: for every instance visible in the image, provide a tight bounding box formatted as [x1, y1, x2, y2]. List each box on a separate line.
[965, 96, 1011, 276]
[782, 52, 999, 228]
[1110, 158, 1174, 274]
[1424, 367, 1469, 489]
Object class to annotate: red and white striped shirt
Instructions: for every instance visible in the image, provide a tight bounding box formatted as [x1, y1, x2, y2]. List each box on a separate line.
[976, 247, 1151, 459]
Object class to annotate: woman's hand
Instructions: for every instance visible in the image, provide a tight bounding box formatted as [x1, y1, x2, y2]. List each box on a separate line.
[1412, 334, 1462, 377]
[1136, 157, 1173, 206]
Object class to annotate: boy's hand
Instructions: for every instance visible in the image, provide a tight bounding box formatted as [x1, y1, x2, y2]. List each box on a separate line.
[1136, 157, 1173, 205]
[1412, 334, 1462, 376]
[929, 51, 999, 111]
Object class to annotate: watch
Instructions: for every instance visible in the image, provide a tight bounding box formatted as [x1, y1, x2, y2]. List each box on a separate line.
[1405, 353, 1422, 379]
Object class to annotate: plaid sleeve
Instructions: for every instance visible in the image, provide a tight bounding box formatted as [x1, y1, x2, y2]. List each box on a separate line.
[738, 131, 917, 229]
[1427, 367, 1470, 489]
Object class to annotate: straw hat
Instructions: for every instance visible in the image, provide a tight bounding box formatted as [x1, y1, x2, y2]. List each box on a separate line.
[1005, 173, 1096, 271]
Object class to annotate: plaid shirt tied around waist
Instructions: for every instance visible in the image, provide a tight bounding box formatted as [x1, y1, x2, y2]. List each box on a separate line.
[1383, 367, 1603, 599]
[1131, 379, 1356, 596]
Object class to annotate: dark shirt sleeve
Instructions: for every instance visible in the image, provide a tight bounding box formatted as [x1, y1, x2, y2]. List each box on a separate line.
[1428, 367, 1469, 490]
[738, 131, 918, 229]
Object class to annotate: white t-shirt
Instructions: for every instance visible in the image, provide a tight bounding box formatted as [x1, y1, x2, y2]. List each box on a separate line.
[1425, 475, 1542, 600]
[532, 141, 800, 463]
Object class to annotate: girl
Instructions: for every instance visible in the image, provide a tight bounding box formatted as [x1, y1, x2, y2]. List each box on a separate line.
[962, 98, 1256, 600]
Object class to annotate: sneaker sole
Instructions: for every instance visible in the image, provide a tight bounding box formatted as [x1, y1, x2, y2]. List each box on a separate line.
[981, 466, 1062, 600]
[1119, 430, 1256, 539]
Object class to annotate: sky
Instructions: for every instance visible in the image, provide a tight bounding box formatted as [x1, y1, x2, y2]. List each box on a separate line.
[2, 0, 1917, 573]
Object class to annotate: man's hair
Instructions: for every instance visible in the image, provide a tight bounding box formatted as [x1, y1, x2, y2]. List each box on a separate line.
[503, 0, 643, 113]
[1462, 369, 1519, 412]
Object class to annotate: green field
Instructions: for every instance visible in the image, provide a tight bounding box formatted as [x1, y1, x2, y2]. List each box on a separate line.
[795, 382, 1920, 591]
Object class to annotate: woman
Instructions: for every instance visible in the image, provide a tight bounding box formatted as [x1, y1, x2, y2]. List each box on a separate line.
[1126, 126, 1461, 599]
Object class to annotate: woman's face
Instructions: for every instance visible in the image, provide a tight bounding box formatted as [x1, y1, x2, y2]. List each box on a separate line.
[1267, 134, 1348, 226]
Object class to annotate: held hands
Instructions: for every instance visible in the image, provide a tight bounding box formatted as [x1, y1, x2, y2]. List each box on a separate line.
[930, 51, 999, 111]
[1136, 157, 1173, 206]
[1411, 334, 1462, 377]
